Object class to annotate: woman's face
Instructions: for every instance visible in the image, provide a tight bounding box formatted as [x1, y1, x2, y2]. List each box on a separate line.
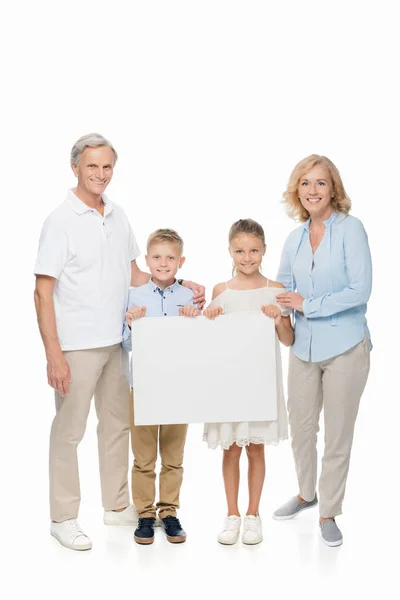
[298, 164, 334, 221]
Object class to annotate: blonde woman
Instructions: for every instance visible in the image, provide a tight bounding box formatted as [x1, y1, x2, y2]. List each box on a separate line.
[273, 155, 372, 547]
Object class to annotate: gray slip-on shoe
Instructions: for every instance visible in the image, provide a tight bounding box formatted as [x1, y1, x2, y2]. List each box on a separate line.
[319, 519, 343, 547]
[272, 495, 318, 520]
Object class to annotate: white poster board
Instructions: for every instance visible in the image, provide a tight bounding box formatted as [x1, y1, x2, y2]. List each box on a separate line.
[131, 312, 277, 425]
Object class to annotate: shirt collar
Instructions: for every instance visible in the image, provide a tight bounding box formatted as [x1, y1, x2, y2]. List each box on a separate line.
[303, 211, 337, 231]
[148, 278, 179, 293]
[66, 189, 114, 216]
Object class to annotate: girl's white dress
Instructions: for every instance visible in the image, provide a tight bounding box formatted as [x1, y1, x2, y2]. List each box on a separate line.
[203, 282, 291, 450]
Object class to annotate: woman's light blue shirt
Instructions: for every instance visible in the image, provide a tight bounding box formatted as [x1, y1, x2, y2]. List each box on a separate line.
[277, 212, 372, 362]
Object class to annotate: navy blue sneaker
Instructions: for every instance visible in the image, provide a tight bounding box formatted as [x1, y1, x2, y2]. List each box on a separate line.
[161, 516, 187, 543]
[134, 517, 156, 545]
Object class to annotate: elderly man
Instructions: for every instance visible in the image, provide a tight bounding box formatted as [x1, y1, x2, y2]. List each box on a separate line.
[34, 133, 204, 551]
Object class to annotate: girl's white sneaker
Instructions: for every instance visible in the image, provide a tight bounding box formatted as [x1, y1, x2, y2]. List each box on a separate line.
[242, 515, 263, 545]
[217, 515, 242, 545]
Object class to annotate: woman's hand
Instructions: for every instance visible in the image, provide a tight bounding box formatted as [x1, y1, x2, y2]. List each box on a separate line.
[126, 305, 146, 325]
[261, 304, 282, 326]
[203, 306, 223, 320]
[181, 280, 206, 309]
[179, 306, 201, 318]
[276, 292, 304, 312]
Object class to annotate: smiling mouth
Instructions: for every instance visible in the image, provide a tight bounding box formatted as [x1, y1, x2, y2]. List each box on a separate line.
[307, 198, 321, 204]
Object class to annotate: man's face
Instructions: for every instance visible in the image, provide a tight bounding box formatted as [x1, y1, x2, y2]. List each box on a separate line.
[72, 146, 114, 196]
[146, 242, 185, 284]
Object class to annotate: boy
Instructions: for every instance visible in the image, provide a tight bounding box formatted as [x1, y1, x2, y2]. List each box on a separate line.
[122, 229, 200, 545]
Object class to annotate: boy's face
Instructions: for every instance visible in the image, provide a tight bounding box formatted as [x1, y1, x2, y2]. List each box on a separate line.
[146, 242, 185, 284]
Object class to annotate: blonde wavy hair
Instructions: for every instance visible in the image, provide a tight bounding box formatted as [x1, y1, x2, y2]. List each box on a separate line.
[282, 154, 351, 222]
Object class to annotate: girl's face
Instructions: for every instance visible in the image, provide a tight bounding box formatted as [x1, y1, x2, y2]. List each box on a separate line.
[298, 164, 334, 221]
[229, 233, 266, 276]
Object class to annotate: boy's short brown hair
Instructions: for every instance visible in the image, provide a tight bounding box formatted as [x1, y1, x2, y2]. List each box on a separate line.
[146, 228, 184, 255]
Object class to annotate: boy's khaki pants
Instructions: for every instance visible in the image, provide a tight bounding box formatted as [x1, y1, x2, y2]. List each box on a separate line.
[288, 336, 370, 518]
[50, 344, 130, 522]
[130, 389, 188, 519]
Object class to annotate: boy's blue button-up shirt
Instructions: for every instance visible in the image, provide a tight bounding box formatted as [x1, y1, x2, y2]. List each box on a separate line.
[122, 279, 196, 385]
[277, 212, 372, 362]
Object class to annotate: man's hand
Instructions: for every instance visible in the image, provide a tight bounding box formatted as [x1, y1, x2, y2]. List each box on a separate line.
[203, 306, 223, 320]
[47, 354, 71, 396]
[261, 304, 282, 326]
[126, 306, 146, 325]
[181, 280, 206, 309]
[276, 292, 304, 312]
[179, 306, 201, 318]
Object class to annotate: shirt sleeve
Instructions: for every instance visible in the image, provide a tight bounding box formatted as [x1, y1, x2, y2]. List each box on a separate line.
[121, 290, 135, 351]
[121, 319, 132, 352]
[276, 238, 295, 292]
[129, 225, 140, 262]
[34, 218, 69, 279]
[302, 219, 372, 319]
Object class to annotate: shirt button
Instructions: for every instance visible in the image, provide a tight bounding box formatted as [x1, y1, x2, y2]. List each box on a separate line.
[164, 313, 167, 316]
[163, 296, 166, 299]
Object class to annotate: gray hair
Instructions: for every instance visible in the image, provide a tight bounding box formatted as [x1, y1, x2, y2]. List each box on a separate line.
[70, 133, 118, 166]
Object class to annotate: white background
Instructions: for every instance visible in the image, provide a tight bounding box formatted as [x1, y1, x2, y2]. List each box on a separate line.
[1, 1, 398, 598]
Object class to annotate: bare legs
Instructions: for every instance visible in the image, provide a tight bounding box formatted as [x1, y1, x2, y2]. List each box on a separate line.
[223, 443, 241, 516]
[246, 444, 265, 515]
[223, 443, 265, 516]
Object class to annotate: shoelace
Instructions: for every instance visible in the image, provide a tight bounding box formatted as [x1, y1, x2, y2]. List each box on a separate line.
[138, 517, 156, 528]
[65, 519, 86, 540]
[243, 517, 259, 532]
[163, 516, 181, 528]
[224, 517, 240, 531]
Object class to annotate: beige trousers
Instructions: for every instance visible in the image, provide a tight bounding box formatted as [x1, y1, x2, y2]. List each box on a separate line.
[49, 344, 130, 522]
[130, 390, 188, 519]
[288, 336, 370, 517]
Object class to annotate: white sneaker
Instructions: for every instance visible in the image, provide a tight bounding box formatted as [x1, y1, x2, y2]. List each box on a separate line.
[50, 519, 92, 551]
[217, 515, 242, 545]
[103, 505, 161, 527]
[104, 505, 139, 526]
[242, 515, 263, 545]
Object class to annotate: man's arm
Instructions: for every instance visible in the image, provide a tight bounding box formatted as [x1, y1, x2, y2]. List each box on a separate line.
[34, 275, 71, 395]
[180, 280, 206, 308]
[131, 260, 151, 287]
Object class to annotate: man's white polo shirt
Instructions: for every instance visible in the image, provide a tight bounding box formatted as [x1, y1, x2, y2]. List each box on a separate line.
[34, 189, 140, 351]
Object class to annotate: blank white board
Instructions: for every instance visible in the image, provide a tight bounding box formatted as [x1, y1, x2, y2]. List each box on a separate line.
[131, 312, 277, 425]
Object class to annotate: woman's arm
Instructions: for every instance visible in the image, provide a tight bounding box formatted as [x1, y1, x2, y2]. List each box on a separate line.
[277, 219, 372, 317]
[276, 241, 295, 292]
[302, 219, 372, 318]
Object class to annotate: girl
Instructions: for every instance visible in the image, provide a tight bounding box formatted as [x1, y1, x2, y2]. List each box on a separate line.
[203, 219, 294, 545]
